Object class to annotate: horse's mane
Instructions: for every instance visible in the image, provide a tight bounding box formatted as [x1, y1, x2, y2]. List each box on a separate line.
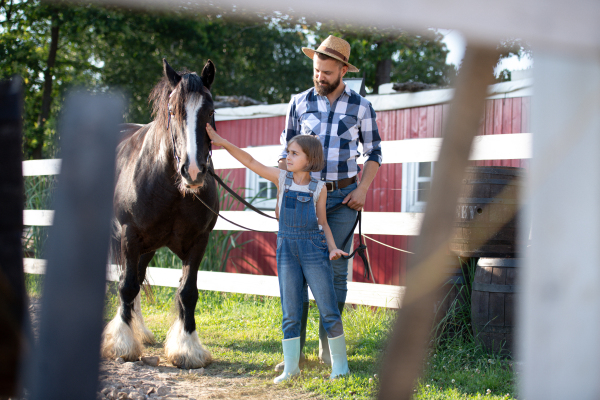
[149, 69, 205, 131]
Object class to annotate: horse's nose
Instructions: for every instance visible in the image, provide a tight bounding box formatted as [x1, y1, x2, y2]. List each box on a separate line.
[180, 164, 193, 181]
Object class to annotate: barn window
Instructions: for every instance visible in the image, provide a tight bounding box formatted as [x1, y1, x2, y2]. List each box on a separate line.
[245, 169, 278, 210]
[401, 162, 435, 213]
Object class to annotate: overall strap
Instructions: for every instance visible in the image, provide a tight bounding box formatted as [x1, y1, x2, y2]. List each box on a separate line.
[308, 177, 319, 194]
[284, 171, 293, 192]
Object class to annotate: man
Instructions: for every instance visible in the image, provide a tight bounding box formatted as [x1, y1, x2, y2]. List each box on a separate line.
[275, 35, 382, 370]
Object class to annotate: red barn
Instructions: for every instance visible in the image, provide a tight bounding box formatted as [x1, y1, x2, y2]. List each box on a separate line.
[213, 78, 532, 286]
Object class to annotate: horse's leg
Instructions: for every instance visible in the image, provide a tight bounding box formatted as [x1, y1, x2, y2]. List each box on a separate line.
[164, 234, 212, 369]
[133, 251, 156, 345]
[101, 225, 143, 361]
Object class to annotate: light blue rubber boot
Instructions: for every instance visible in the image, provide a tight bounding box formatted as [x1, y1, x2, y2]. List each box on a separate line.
[274, 337, 301, 383]
[328, 334, 349, 379]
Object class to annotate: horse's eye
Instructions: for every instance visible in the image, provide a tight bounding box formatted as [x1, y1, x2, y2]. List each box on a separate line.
[209, 110, 215, 116]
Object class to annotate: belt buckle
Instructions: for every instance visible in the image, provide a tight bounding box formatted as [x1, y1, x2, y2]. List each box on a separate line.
[326, 181, 337, 192]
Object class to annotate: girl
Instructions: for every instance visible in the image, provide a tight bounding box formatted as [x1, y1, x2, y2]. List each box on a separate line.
[205, 123, 350, 383]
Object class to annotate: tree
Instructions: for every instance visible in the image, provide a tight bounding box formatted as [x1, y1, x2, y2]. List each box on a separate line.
[312, 27, 455, 93]
[1, 3, 313, 158]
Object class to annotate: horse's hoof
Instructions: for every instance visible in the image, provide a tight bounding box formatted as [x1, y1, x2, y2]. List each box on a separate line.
[164, 319, 212, 369]
[101, 314, 143, 361]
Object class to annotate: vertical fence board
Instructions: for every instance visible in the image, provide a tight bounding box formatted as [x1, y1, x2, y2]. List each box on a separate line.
[520, 52, 600, 399]
[0, 77, 25, 398]
[28, 91, 123, 400]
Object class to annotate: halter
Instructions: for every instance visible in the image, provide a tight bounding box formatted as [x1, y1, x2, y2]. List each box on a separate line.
[167, 89, 216, 170]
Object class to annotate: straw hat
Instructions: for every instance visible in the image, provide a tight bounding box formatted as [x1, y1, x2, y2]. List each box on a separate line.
[302, 35, 359, 73]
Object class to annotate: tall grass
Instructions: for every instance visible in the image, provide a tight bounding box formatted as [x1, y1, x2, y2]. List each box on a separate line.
[418, 257, 517, 399]
[431, 257, 477, 346]
[23, 175, 57, 295]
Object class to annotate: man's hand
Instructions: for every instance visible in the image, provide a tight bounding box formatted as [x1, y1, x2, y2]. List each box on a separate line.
[342, 186, 368, 211]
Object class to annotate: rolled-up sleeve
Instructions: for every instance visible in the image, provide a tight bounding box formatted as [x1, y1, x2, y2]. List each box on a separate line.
[278, 96, 300, 161]
[358, 103, 383, 165]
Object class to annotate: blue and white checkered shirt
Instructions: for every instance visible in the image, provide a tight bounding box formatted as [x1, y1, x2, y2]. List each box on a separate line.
[278, 85, 383, 182]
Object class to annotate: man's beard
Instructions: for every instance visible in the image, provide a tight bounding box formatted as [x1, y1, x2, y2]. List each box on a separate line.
[313, 74, 342, 96]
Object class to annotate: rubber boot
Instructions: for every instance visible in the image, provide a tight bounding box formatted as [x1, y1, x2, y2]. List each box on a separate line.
[274, 302, 308, 371]
[318, 302, 345, 365]
[273, 337, 301, 383]
[328, 333, 350, 379]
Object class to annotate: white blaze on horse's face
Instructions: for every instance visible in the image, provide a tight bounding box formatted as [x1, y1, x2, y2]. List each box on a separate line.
[184, 95, 204, 185]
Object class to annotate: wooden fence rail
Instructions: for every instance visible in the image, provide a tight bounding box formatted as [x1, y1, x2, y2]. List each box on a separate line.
[22, 133, 531, 308]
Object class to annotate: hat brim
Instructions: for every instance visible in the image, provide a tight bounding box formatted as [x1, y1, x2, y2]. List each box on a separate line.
[302, 47, 360, 73]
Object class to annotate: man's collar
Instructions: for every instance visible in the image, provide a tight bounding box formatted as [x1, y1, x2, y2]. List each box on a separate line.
[343, 83, 352, 96]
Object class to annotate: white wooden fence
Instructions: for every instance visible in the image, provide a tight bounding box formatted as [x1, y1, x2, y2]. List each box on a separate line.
[23, 133, 531, 308]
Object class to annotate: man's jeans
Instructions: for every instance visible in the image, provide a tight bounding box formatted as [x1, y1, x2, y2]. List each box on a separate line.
[302, 182, 358, 304]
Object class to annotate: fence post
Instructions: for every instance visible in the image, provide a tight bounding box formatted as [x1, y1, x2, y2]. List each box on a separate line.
[27, 91, 124, 400]
[0, 77, 26, 397]
[378, 45, 499, 400]
[518, 50, 600, 399]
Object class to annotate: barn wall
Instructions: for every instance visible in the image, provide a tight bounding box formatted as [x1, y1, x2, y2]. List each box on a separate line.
[213, 96, 531, 285]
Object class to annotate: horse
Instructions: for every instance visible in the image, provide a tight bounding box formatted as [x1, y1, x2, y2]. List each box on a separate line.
[101, 58, 219, 369]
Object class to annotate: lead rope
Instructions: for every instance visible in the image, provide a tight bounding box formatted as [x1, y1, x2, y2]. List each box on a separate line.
[327, 203, 370, 280]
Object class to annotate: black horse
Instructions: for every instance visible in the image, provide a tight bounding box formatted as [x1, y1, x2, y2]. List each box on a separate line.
[101, 59, 218, 369]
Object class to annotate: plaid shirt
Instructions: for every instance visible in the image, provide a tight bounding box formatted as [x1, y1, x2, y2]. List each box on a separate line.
[279, 85, 382, 182]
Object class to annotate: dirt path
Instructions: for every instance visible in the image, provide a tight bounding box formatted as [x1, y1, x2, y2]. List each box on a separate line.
[28, 298, 320, 400]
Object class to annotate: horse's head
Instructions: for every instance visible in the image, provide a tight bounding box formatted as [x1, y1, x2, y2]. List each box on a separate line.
[156, 58, 216, 192]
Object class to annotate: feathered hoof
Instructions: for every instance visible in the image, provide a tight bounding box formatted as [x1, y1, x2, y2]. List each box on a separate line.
[101, 314, 143, 361]
[133, 294, 155, 345]
[134, 314, 156, 345]
[164, 319, 212, 369]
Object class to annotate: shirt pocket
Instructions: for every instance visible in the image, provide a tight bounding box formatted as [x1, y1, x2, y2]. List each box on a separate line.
[300, 112, 322, 135]
[337, 114, 359, 142]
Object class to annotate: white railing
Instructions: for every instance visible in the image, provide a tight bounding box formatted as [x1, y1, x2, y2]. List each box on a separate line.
[23, 133, 531, 308]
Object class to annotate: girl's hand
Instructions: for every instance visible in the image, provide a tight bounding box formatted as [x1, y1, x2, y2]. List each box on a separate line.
[206, 123, 227, 147]
[329, 249, 348, 261]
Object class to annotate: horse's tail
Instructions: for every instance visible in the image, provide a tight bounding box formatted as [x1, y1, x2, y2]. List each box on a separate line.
[110, 219, 123, 271]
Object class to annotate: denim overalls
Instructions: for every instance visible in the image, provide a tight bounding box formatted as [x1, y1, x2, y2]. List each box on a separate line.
[276, 171, 344, 340]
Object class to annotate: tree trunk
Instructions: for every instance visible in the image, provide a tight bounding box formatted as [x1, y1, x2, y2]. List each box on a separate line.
[373, 58, 392, 94]
[33, 11, 59, 160]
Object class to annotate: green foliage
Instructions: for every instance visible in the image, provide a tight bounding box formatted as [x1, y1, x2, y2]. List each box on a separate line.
[312, 26, 456, 92]
[1, 1, 312, 158]
[420, 257, 517, 399]
[417, 339, 516, 399]
[431, 257, 477, 346]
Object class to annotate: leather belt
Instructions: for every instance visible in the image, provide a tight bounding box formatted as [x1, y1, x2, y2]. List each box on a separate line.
[325, 176, 357, 192]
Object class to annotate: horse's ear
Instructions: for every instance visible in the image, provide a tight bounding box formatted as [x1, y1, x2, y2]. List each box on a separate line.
[201, 59, 215, 90]
[163, 58, 181, 89]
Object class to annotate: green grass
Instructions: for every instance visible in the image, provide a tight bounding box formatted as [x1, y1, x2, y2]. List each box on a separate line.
[98, 280, 518, 400]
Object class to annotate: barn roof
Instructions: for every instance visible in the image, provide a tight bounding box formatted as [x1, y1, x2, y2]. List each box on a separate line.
[214, 78, 532, 122]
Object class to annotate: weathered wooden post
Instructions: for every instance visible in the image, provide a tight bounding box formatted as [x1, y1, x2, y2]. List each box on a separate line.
[0, 77, 26, 397]
[518, 51, 600, 399]
[26, 91, 124, 400]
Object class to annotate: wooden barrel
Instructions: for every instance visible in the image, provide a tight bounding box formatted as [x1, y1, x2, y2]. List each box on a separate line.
[450, 166, 524, 258]
[471, 257, 518, 355]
